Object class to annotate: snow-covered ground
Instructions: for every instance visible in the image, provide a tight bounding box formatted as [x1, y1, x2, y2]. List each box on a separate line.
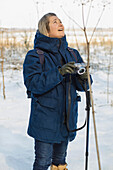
[0, 60, 113, 170]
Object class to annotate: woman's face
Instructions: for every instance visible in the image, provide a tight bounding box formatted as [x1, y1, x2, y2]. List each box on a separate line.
[48, 16, 65, 38]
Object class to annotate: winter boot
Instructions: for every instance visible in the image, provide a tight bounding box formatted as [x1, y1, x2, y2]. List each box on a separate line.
[58, 164, 68, 170]
[51, 164, 68, 170]
[50, 164, 58, 170]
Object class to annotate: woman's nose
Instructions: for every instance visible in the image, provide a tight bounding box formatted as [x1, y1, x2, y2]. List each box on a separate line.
[59, 22, 63, 27]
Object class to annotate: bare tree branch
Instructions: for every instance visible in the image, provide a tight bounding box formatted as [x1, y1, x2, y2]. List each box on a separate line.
[82, 3, 86, 28]
[60, 5, 84, 31]
[73, 26, 80, 51]
[86, 0, 93, 27]
[89, 5, 105, 43]
[33, 0, 39, 21]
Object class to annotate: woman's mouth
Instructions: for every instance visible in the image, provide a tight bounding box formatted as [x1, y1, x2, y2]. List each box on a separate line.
[58, 29, 63, 31]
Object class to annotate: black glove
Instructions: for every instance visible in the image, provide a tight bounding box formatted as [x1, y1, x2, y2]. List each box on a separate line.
[59, 61, 75, 76]
[77, 70, 88, 86]
[79, 71, 88, 80]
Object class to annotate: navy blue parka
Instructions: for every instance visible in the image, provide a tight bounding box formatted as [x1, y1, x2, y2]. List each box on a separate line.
[23, 31, 90, 143]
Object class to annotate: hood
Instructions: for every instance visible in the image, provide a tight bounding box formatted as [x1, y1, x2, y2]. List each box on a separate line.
[34, 30, 68, 53]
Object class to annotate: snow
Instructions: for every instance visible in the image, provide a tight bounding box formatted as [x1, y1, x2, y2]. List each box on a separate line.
[0, 60, 113, 170]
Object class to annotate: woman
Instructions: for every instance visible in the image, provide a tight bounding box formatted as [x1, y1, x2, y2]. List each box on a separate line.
[23, 13, 91, 170]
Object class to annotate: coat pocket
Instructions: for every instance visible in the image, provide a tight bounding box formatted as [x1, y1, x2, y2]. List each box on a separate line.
[37, 97, 57, 109]
[32, 97, 58, 132]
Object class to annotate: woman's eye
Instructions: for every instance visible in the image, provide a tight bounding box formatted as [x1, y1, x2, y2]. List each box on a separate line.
[53, 21, 57, 23]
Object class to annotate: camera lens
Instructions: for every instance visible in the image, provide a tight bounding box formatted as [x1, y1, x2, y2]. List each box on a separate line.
[78, 67, 86, 75]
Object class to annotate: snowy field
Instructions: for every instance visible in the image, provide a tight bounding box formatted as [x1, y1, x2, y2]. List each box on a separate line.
[0, 55, 113, 170]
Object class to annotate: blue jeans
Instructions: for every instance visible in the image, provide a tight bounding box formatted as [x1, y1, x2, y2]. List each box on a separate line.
[33, 140, 68, 170]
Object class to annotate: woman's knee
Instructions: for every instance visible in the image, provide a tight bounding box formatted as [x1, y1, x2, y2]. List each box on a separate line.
[52, 141, 68, 166]
[33, 140, 53, 169]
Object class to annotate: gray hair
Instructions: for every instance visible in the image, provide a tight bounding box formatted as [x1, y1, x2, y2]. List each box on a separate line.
[38, 13, 57, 36]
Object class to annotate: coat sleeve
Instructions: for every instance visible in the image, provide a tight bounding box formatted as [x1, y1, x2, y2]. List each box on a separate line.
[72, 49, 93, 91]
[23, 50, 64, 95]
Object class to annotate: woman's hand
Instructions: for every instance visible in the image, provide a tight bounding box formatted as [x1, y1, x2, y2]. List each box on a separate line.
[78, 71, 88, 80]
[58, 61, 75, 76]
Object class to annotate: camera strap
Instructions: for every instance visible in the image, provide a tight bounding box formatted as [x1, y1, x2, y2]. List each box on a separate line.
[66, 75, 87, 132]
[67, 47, 78, 62]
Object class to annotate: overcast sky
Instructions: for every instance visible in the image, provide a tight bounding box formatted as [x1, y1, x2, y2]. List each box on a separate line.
[0, 0, 113, 29]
